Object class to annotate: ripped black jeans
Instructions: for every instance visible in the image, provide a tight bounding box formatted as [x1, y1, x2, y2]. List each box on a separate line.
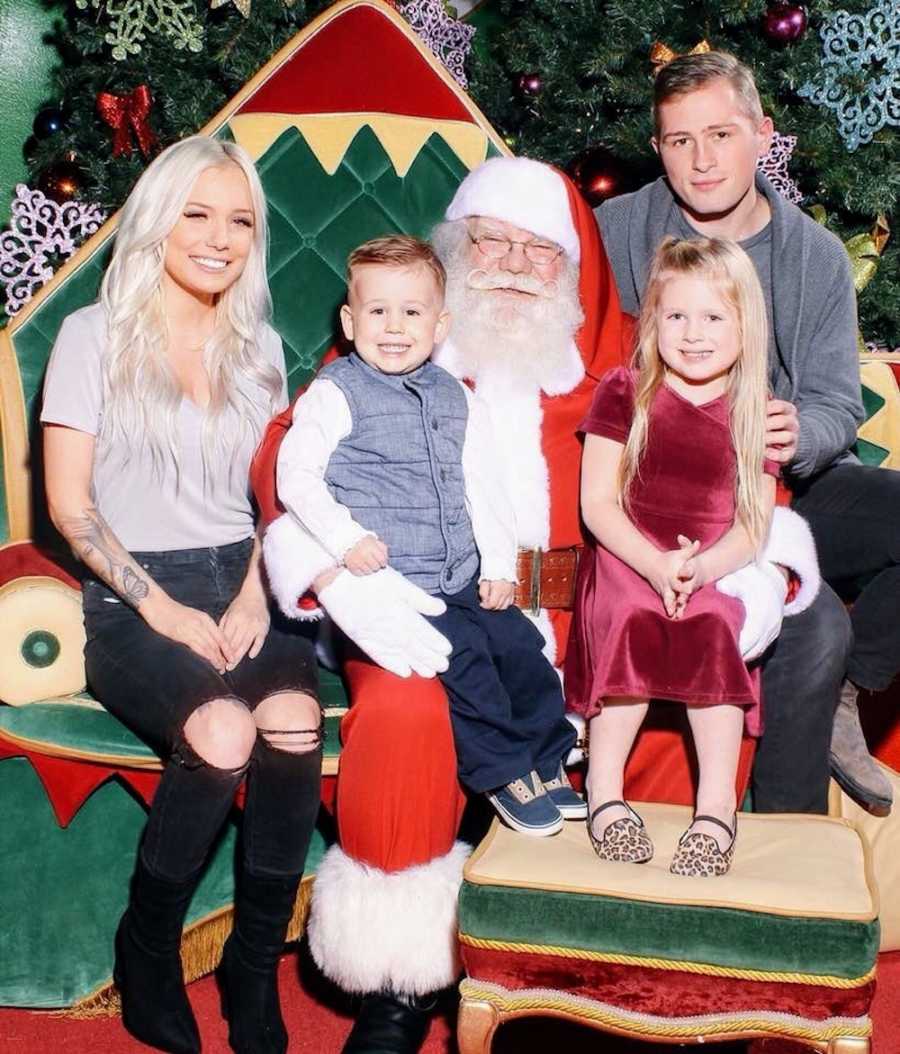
[83, 538, 321, 882]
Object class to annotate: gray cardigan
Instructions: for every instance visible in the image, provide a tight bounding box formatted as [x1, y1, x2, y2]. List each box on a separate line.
[596, 173, 864, 479]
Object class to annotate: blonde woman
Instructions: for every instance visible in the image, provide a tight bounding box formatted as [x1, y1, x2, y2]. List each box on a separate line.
[42, 135, 321, 1054]
[565, 237, 777, 877]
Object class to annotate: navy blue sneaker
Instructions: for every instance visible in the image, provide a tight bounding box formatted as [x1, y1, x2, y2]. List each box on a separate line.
[486, 771, 563, 837]
[540, 763, 587, 819]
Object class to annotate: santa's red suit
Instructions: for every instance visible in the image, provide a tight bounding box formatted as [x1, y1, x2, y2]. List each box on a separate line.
[251, 158, 816, 1000]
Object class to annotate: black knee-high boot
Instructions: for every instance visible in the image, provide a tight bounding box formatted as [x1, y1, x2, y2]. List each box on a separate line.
[219, 868, 303, 1054]
[114, 854, 203, 1054]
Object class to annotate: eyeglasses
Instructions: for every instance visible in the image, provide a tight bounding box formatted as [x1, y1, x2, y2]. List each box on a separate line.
[469, 232, 563, 266]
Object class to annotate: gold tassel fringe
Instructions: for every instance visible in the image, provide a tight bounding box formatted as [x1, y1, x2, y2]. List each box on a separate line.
[60, 874, 315, 1019]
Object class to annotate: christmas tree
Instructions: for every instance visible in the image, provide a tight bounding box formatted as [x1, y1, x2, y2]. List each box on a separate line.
[468, 0, 899, 347]
[1, 0, 897, 346]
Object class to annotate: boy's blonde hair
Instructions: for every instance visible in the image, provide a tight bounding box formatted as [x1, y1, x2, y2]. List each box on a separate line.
[620, 236, 770, 548]
[346, 235, 447, 297]
[653, 51, 764, 137]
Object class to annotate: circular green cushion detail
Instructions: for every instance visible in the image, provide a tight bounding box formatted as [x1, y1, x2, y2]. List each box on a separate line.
[21, 630, 61, 669]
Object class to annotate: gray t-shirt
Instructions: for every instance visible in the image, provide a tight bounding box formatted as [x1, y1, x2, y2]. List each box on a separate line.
[673, 210, 779, 388]
[41, 302, 288, 551]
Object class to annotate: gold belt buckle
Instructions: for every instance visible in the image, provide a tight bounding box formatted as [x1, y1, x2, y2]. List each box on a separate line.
[529, 547, 542, 615]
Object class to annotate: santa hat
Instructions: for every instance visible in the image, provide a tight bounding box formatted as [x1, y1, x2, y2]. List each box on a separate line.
[445, 156, 581, 263]
[444, 155, 631, 381]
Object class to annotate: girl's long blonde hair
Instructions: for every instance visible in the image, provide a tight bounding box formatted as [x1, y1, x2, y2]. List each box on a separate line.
[620, 236, 770, 548]
[99, 135, 282, 482]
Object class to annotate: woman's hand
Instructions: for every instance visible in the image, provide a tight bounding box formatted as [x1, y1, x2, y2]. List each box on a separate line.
[219, 587, 271, 670]
[142, 594, 231, 673]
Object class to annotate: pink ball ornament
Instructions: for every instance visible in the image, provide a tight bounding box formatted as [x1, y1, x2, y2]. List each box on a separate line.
[517, 72, 543, 97]
[762, 3, 808, 45]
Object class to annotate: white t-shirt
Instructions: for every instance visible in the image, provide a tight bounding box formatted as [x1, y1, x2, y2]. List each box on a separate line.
[41, 302, 288, 552]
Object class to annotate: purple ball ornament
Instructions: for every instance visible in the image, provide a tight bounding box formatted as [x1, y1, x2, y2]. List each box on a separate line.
[517, 72, 543, 97]
[762, 3, 808, 46]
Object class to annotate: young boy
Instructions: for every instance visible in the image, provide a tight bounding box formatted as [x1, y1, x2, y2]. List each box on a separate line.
[275, 235, 582, 836]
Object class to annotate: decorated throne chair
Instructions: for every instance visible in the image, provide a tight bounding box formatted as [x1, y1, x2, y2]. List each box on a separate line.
[0, 0, 508, 1012]
[0, 0, 897, 1039]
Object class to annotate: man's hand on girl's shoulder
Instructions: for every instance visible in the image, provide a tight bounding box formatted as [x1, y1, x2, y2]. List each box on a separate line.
[765, 397, 799, 464]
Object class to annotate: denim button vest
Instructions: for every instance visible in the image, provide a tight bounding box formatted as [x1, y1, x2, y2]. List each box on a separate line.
[321, 354, 479, 594]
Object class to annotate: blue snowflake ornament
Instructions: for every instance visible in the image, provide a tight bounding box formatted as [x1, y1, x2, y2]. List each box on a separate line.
[798, 0, 900, 151]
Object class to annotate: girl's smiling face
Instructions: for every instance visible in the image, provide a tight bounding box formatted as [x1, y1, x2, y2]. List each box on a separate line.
[656, 274, 741, 398]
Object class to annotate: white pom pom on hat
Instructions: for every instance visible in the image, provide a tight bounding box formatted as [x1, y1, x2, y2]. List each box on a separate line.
[444, 156, 580, 263]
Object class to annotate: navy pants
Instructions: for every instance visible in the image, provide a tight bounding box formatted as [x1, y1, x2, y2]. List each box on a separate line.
[429, 579, 576, 793]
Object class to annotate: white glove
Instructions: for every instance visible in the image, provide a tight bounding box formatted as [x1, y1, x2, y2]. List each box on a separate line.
[317, 568, 452, 679]
[716, 561, 788, 661]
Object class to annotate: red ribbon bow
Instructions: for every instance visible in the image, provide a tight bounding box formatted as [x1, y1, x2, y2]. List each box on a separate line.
[96, 85, 157, 158]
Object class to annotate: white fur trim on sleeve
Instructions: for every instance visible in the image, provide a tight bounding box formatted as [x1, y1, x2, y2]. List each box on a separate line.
[262, 512, 335, 620]
[307, 842, 470, 996]
[761, 505, 822, 616]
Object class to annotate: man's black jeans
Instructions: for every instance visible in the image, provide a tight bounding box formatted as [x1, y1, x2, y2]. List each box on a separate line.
[793, 462, 900, 694]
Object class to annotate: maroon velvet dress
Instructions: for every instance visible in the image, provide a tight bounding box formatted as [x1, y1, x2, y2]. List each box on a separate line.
[565, 367, 777, 737]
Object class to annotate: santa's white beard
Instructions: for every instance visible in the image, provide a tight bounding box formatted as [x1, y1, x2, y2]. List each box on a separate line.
[442, 251, 584, 394]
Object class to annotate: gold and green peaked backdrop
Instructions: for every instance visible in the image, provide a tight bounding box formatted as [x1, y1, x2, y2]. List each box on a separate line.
[0, 0, 506, 1011]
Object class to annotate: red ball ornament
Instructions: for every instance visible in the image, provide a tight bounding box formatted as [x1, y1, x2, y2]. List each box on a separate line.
[762, 3, 808, 45]
[568, 147, 628, 208]
[37, 157, 83, 203]
[517, 72, 543, 97]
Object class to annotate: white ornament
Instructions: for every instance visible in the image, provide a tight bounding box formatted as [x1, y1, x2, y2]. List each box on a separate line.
[0, 185, 106, 316]
[401, 0, 476, 88]
[757, 131, 802, 205]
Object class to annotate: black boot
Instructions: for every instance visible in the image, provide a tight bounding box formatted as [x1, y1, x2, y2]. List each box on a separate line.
[342, 991, 436, 1054]
[218, 869, 303, 1054]
[113, 856, 202, 1054]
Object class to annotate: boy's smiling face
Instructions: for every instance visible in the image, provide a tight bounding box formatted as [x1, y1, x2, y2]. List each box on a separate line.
[340, 263, 450, 375]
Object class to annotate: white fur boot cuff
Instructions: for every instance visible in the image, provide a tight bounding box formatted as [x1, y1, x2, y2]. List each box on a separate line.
[307, 842, 471, 997]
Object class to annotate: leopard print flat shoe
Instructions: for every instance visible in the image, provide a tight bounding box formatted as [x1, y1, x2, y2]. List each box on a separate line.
[669, 814, 737, 877]
[586, 800, 654, 864]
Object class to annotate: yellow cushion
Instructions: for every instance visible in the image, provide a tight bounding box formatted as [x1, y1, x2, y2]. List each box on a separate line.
[830, 765, 900, 950]
[0, 576, 86, 705]
[466, 802, 877, 922]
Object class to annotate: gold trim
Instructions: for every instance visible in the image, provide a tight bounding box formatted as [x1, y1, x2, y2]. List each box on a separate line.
[458, 934, 876, 989]
[64, 874, 315, 1017]
[0, 724, 341, 777]
[1, 0, 511, 541]
[0, 327, 32, 540]
[229, 112, 489, 176]
[458, 979, 872, 1043]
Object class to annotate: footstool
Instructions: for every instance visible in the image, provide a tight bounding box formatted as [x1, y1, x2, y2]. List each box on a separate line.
[457, 804, 878, 1053]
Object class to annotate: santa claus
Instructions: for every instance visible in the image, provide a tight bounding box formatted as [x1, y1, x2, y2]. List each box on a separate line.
[254, 156, 819, 1053]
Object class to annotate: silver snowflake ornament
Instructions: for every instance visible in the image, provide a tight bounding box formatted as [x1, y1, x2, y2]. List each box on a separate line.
[0, 185, 106, 316]
[757, 131, 802, 205]
[798, 0, 900, 151]
[401, 0, 476, 88]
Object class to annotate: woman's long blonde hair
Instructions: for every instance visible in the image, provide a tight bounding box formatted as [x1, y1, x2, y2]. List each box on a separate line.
[620, 236, 770, 547]
[99, 135, 282, 482]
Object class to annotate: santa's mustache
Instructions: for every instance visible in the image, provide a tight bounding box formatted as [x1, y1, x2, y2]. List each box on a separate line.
[465, 269, 559, 299]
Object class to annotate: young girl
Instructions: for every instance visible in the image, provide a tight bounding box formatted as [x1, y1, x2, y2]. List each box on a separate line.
[565, 236, 777, 877]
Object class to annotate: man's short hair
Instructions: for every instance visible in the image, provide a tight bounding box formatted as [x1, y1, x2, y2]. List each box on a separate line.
[346, 235, 447, 297]
[653, 51, 764, 136]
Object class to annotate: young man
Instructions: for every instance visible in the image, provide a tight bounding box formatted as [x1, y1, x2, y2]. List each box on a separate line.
[597, 49, 896, 814]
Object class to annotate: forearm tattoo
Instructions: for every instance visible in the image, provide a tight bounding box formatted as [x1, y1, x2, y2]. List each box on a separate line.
[62, 507, 150, 608]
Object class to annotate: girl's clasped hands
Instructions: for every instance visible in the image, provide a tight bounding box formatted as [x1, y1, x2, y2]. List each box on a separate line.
[651, 534, 704, 619]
